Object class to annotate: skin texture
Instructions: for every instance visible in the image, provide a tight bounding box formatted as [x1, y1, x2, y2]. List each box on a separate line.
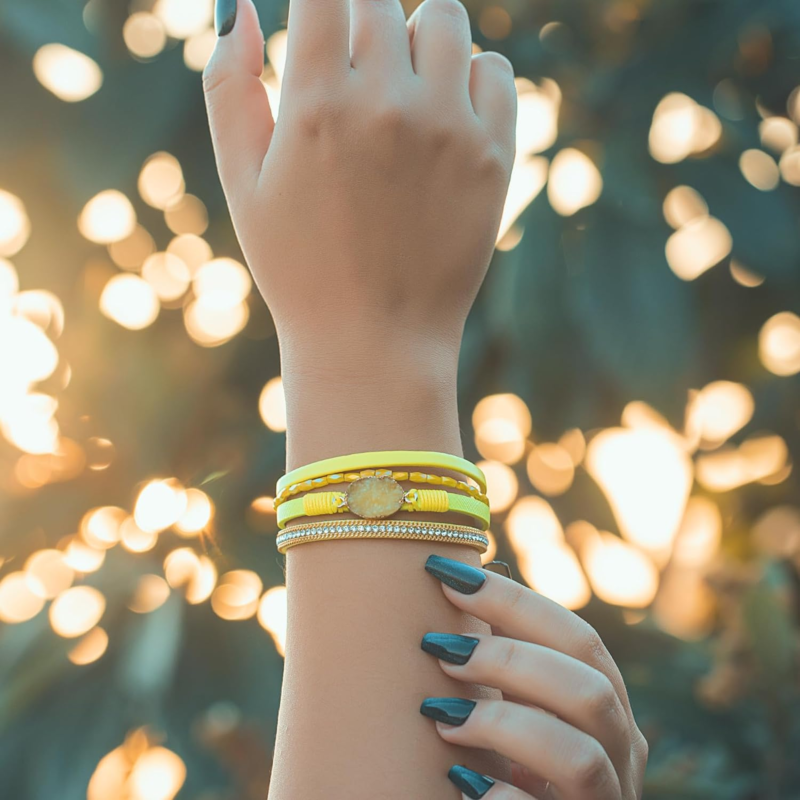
[203, 0, 647, 797]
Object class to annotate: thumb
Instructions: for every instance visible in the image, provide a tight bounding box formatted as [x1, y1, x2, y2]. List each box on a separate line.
[203, 0, 274, 198]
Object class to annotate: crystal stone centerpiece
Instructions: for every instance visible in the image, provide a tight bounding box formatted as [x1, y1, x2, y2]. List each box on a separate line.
[345, 475, 406, 519]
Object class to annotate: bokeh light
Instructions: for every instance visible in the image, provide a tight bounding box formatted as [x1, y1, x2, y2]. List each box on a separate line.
[586, 426, 693, 565]
[129, 574, 171, 613]
[666, 215, 733, 281]
[0, 572, 46, 623]
[134, 479, 188, 534]
[759, 311, 800, 376]
[547, 148, 603, 216]
[138, 153, 185, 211]
[123, 13, 168, 60]
[0, 190, 31, 256]
[211, 570, 262, 621]
[259, 377, 287, 432]
[258, 585, 288, 655]
[477, 460, 519, 512]
[68, 626, 109, 665]
[49, 586, 106, 638]
[33, 44, 102, 102]
[649, 93, 722, 163]
[79, 191, 137, 244]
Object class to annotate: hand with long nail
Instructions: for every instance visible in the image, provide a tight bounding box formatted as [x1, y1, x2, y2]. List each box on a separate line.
[421, 555, 648, 799]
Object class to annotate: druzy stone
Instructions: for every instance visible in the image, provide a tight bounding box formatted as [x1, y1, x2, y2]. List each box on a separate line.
[345, 476, 405, 518]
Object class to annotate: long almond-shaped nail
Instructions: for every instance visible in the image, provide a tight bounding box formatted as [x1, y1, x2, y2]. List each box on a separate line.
[425, 554, 486, 594]
[448, 765, 496, 798]
[420, 697, 476, 726]
[215, 0, 237, 36]
[421, 632, 479, 665]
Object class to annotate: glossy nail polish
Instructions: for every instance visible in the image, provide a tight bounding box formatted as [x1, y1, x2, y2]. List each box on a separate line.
[420, 697, 476, 726]
[448, 764, 496, 799]
[215, 0, 237, 36]
[421, 632, 479, 665]
[483, 560, 513, 580]
[425, 554, 486, 594]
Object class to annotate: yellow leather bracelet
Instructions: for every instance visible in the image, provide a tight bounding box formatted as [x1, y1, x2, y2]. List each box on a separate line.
[277, 450, 487, 494]
[276, 487, 491, 530]
[273, 468, 489, 508]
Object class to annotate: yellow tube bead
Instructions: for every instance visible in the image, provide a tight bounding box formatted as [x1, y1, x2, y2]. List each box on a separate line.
[427, 474, 443, 485]
[345, 473, 361, 482]
[393, 472, 409, 481]
[410, 472, 427, 483]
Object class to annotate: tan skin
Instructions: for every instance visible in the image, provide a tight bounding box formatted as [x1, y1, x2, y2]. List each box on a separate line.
[203, 0, 648, 796]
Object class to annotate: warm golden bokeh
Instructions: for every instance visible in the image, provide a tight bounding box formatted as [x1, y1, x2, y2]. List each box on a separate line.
[33, 44, 102, 102]
[259, 376, 287, 432]
[257, 585, 288, 655]
[49, 586, 106, 638]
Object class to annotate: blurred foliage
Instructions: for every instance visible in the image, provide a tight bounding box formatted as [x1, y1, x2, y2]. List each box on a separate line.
[1, 0, 800, 799]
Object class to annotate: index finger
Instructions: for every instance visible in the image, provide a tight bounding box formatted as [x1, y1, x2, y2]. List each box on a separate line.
[283, 0, 351, 87]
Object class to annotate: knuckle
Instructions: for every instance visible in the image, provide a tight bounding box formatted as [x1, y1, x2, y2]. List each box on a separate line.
[373, 99, 411, 132]
[578, 622, 609, 666]
[294, 95, 343, 138]
[483, 700, 512, 731]
[477, 143, 512, 180]
[428, 122, 456, 150]
[584, 675, 627, 736]
[572, 741, 614, 791]
[634, 728, 649, 767]
[502, 579, 529, 616]
[495, 638, 519, 676]
[201, 55, 227, 96]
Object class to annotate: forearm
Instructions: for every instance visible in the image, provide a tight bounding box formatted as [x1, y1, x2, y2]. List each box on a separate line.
[268, 356, 511, 799]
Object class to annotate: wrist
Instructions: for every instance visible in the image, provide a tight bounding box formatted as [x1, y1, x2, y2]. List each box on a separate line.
[279, 332, 463, 471]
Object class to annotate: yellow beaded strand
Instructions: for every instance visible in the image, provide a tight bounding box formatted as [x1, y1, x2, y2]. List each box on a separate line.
[274, 468, 487, 508]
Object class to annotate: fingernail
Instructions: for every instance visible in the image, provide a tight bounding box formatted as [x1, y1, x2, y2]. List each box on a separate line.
[483, 560, 513, 580]
[448, 764, 496, 799]
[215, 0, 237, 36]
[425, 554, 486, 594]
[420, 697, 476, 726]
[421, 632, 480, 665]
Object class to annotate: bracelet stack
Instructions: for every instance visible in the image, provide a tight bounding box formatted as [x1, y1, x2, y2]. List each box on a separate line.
[274, 450, 490, 554]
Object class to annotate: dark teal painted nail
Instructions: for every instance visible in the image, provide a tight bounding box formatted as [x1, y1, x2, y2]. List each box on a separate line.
[425, 554, 486, 594]
[449, 764, 496, 798]
[483, 560, 513, 580]
[215, 0, 237, 36]
[420, 697, 476, 726]
[421, 632, 479, 665]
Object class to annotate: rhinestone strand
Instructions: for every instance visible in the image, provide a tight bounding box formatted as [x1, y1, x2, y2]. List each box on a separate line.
[276, 519, 489, 554]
